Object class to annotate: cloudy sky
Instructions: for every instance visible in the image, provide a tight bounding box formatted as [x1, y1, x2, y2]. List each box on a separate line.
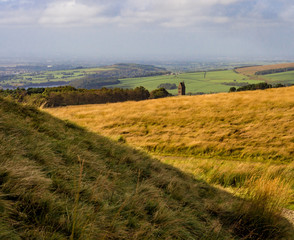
[0, 0, 293, 61]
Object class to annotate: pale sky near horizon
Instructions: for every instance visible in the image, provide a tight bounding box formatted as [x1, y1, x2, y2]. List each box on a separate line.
[0, 0, 293, 61]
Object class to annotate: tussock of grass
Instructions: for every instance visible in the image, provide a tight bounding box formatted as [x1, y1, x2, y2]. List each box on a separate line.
[47, 86, 294, 162]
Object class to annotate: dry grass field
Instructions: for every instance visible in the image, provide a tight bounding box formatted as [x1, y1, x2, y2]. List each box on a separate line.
[46, 86, 294, 162]
[43, 87, 294, 238]
[46, 86, 294, 229]
[158, 156, 294, 209]
[235, 63, 294, 76]
[3, 96, 294, 239]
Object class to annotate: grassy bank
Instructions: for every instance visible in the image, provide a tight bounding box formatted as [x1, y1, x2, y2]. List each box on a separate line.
[47, 86, 294, 163]
[4, 97, 293, 239]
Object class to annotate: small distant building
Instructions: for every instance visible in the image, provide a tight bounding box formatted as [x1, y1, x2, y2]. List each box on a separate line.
[178, 82, 186, 96]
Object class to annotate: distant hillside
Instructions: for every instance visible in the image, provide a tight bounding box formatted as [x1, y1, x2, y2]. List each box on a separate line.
[102, 70, 263, 95]
[0, 97, 260, 239]
[47, 86, 294, 163]
[0, 63, 170, 89]
[235, 63, 294, 76]
[70, 64, 170, 89]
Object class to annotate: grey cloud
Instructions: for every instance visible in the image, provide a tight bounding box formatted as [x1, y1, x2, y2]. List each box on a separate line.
[0, 0, 293, 28]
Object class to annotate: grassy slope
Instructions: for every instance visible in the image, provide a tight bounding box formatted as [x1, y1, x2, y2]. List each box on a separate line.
[47, 86, 294, 163]
[0, 97, 255, 239]
[45, 87, 294, 235]
[235, 63, 294, 76]
[265, 71, 294, 85]
[235, 63, 294, 86]
[2, 64, 168, 88]
[104, 70, 262, 94]
[1, 67, 112, 87]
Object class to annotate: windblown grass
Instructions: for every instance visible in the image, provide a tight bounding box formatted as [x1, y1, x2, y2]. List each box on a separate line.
[5, 97, 287, 239]
[159, 156, 294, 206]
[47, 86, 294, 163]
[45, 87, 294, 238]
[159, 155, 294, 238]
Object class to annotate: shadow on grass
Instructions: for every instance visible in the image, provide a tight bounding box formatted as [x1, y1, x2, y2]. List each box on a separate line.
[0, 97, 293, 239]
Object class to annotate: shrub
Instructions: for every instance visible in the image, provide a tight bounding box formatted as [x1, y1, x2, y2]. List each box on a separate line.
[149, 88, 171, 99]
[229, 87, 236, 92]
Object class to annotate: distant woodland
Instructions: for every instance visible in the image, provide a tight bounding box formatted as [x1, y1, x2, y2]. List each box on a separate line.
[255, 67, 294, 75]
[0, 63, 170, 89]
[229, 82, 286, 92]
[0, 86, 171, 107]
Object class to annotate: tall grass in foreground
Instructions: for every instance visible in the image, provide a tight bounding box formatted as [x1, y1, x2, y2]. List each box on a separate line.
[233, 176, 293, 239]
[70, 157, 84, 240]
[159, 156, 294, 208]
[3, 97, 250, 239]
[159, 156, 294, 238]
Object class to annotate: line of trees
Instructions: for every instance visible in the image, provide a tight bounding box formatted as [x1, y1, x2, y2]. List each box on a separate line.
[0, 86, 172, 107]
[255, 67, 294, 75]
[229, 82, 286, 92]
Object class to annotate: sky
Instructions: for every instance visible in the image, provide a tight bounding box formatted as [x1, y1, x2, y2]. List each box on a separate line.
[0, 0, 294, 61]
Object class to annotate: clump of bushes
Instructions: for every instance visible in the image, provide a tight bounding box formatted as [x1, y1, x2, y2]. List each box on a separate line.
[150, 88, 172, 99]
[229, 82, 286, 92]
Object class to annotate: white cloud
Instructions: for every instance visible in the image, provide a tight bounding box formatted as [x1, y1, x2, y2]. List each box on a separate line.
[35, 0, 244, 28]
[115, 0, 240, 28]
[280, 5, 294, 22]
[0, 9, 37, 25]
[39, 0, 106, 26]
[0, 0, 293, 29]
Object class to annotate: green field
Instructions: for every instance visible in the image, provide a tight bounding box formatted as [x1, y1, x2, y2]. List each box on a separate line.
[104, 70, 263, 94]
[264, 71, 294, 85]
[3, 64, 294, 93]
[1, 67, 112, 87]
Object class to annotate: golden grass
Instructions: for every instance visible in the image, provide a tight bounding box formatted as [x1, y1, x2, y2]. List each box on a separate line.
[2, 91, 294, 238]
[2, 97, 240, 239]
[44, 87, 294, 237]
[235, 63, 294, 76]
[159, 155, 294, 239]
[158, 156, 294, 204]
[46, 86, 294, 162]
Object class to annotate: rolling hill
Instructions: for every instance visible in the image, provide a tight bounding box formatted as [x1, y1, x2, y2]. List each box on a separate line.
[47, 86, 294, 163]
[2, 96, 287, 239]
[45, 86, 294, 237]
[103, 70, 262, 95]
[235, 63, 294, 76]
[235, 63, 294, 86]
[1, 88, 294, 238]
[0, 63, 169, 89]
[3, 62, 293, 95]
